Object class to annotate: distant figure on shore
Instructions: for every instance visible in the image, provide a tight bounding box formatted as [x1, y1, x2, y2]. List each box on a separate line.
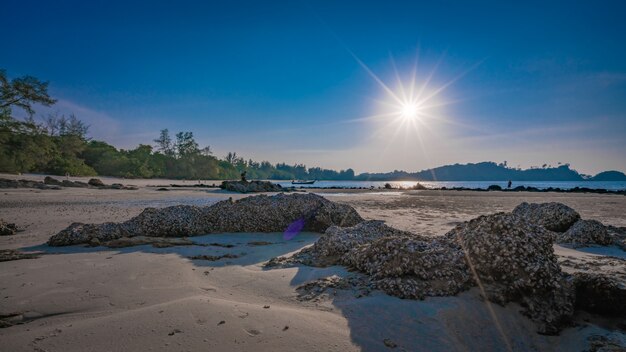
[507, 180, 512, 189]
[65, 172, 70, 180]
[241, 171, 247, 182]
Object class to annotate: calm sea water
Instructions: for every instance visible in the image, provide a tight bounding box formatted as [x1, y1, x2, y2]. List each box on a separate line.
[273, 180, 626, 191]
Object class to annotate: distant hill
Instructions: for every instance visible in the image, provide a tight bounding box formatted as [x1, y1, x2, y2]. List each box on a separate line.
[356, 162, 621, 181]
[589, 171, 626, 181]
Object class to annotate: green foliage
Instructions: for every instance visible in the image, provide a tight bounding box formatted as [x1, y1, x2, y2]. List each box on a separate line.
[0, 68, 361, 181]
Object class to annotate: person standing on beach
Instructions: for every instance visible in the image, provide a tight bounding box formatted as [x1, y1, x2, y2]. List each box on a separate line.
[507, 180, 512, 189]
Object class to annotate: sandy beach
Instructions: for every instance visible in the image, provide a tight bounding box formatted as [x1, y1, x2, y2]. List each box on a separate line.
[1, 176, 625, 351]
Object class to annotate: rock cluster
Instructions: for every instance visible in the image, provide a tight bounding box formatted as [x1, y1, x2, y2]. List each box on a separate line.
[0, 177, 137, 190]
[0, 220, 18, 236]
[220, 180, 284, 193]
[512, 202, 580, 232]
[48, 193, 364, 246]
[0, 178, 60, 190]
[270, 202, 626, 334]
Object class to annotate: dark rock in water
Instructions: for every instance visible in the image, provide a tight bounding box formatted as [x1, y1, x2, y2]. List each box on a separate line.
[0, 249, 39, 262]
[487, 184, 502, 191]
[220, 180, 283, 193]
[48, 193, 364, 246]
[445, 213, 575, 335]
[512, 202, 580, 232]
[0, 220, 18, 236]
[573, 272, 626, 316]
[88, 178, 105, 187]
[557, 220, 614, 247]
[156, 187, 169, 191]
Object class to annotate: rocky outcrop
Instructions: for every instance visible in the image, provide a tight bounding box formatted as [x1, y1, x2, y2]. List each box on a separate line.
[270, 212, 575, 334]
[573, 272, 626, 316]
[220, 180, 283, 193]
[556, 219, 614, 247]
[48, 193, 364, 246]
[512, 202, 580, 232]
[0, 220, 18, 236]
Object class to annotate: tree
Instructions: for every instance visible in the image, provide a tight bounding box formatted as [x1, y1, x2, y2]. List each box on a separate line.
[175, 131, 199, 157]
[0, 69, 56, 117]
[154, 129, 174, 156]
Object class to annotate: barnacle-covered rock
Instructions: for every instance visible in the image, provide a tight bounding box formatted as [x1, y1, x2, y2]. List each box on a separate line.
[345, 236, 471, 299]
[557, 219, 614, 247]
[0, 219, 18, 236]
[445, 212, 575, 335]
[512, 202, 580, 232]
[573, 272, 626, 316]
[48, 193, 364, 246]
[269, 221, 418, 267]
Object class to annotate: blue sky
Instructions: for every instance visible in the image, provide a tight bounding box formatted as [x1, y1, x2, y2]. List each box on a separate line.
[2, 0, 625, 174]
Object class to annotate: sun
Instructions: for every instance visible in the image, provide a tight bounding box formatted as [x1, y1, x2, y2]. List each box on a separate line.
[400, 102, 421, 120]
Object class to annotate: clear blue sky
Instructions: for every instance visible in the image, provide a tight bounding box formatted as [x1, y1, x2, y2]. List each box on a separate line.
[2, 0, 625, 174]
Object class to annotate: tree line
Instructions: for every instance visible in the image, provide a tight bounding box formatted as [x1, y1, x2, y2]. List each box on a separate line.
[0, 69, 355, 180]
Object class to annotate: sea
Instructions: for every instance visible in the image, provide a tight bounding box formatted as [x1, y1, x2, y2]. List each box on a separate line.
[272, 180, 626, 191]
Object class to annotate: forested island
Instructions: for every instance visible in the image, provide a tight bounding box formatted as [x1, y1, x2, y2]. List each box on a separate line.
[1, 69, 625, 181]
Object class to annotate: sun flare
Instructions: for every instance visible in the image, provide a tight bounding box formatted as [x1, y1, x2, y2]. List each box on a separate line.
[400, 102, 421, 120]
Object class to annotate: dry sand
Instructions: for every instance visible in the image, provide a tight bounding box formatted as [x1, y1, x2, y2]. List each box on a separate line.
[1, 175, 625, 351]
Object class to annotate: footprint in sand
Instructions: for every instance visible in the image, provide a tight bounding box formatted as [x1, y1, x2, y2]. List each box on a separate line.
[245, 329, 261, 336]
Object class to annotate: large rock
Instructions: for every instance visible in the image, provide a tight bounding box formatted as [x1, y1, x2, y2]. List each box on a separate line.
[445, 213, 575, 334]
[220, 180, 283, 193]
[557, 219, 614, 247]
[512, 202, 580, 232]
[48, 193, 364, 246]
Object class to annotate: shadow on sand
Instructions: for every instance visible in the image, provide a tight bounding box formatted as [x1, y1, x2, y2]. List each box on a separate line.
[22, 233, 626, 352]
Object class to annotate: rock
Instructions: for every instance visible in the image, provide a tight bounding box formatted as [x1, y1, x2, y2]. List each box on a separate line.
[0, 220, 18, 236]
[0, 178, 61, 190]
[557, 220, 614, 247]
[88, 178, 105, 187]
[44, 176, 63, 185]
[445, 213, 574, 335]
[487, 184, 502, 191]
[512, 202, 580, 232]
[48, 193, 364, 246]
[573, 272, 626, 316]
[606, 225, 626, 251]
[383, 338, 398, 348]
[348, 235, 469, 299]
[268, 221, 418, 267]
[220, 180, 283, 193]
[0, 249, 40, 262]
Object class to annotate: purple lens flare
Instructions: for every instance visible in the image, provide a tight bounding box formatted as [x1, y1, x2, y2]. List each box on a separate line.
[283, 218, 305, 240]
